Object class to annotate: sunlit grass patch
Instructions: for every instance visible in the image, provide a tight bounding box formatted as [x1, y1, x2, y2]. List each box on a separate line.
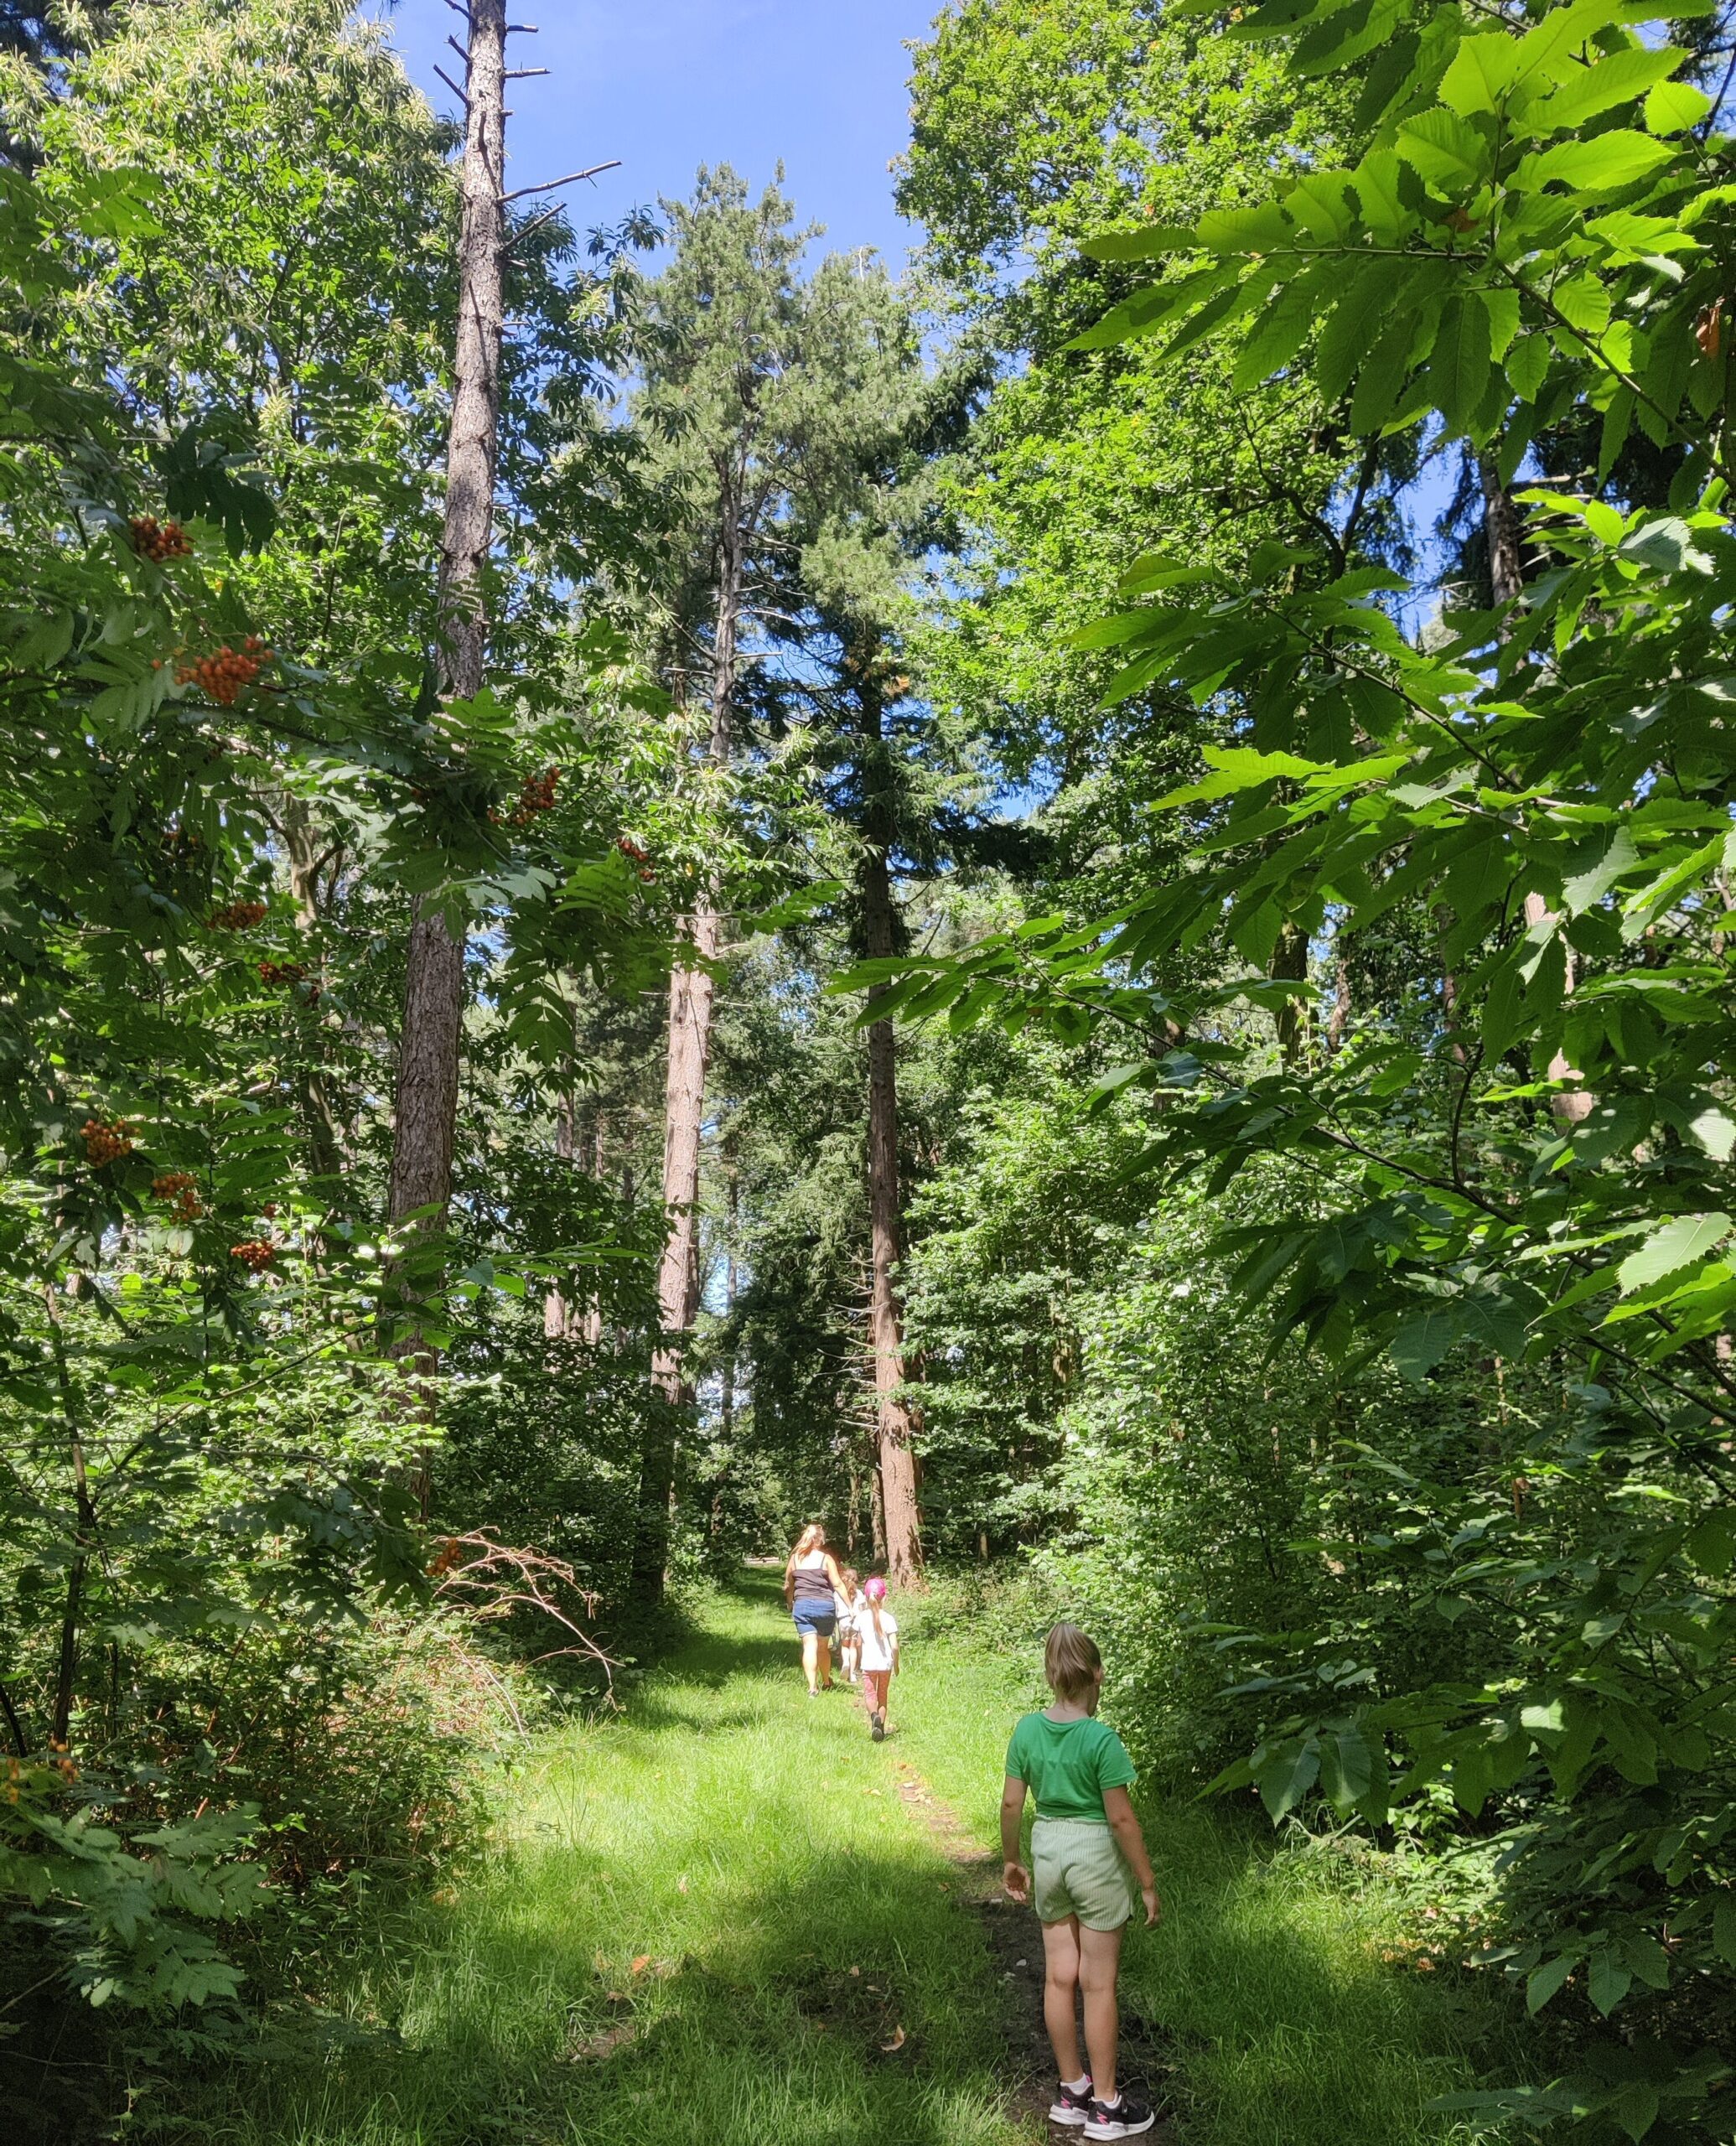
[181, 1572, 1028, 2146]
[893, 1600, 1521, 2146]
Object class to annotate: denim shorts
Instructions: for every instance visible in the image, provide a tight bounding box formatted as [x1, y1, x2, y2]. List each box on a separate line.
[791, 1600, 837, 1635]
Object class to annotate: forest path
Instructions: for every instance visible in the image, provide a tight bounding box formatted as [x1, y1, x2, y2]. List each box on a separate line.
[229, 1568, 1048, 2146]
[217, 1572, 1494, 2146]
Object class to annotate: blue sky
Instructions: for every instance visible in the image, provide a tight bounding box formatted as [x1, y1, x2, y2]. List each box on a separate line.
[375, 0, 941, 266]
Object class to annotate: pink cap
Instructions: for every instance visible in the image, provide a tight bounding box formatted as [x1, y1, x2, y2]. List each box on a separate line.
[864, 1575, 888, 1601]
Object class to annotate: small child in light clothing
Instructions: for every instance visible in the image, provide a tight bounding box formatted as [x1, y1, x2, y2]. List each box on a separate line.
[853, 1575, 898, 1741]
[835, 1566, 862, 1684]
[1001, 1622, 1161, 2141]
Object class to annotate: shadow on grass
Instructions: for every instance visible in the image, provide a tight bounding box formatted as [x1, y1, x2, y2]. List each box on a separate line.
[196, 1833, 1022, 2146]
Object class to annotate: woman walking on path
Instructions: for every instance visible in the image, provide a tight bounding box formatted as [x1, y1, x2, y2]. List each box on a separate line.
[784, 1523, 845, 1696]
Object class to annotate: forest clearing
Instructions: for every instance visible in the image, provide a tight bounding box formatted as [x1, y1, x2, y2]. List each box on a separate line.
[4, 0, 1736, 2140]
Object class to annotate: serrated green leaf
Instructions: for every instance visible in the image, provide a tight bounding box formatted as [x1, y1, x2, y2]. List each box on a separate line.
[1350, 311, 1417, 433]
[1524, 130, 1676, 193]
[1255, 1736, 1320, 1822]
[1535, 46, 1686, 132]
[1396, 107, 1490, 191]
[1526, 1952, 1578, 2013]
[1645, 78, 1713, 133]
[1508, 331, 1551, 402]
[1316, 267, 1397, 407]
[1587, 1948, 1633, 2015]
[1438, 34, 1521, 117]
[1616, 1213, 1732, 1293]
[1429, 292, 1493, 431]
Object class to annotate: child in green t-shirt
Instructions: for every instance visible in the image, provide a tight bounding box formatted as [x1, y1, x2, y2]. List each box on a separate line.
[1001, 1622, 1161, 2141]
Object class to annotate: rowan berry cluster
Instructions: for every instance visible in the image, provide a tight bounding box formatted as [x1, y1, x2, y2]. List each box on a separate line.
[206, 899, 268, 931]
[174, 636, 272, 707]
[128, 514, 191, 562]
[617, 834, 655, 883]
[428, 1537, 465, 1578]
[82, 1117, 135, 1167]
[257, 959, 308, 987]
[507, 765, 561, 828]
[230, 1238, 276, 1273]
[152, 1170, 203, 1221]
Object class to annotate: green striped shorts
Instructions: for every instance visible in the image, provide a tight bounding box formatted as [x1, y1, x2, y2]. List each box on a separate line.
[1031, 1815, 1139, 1931]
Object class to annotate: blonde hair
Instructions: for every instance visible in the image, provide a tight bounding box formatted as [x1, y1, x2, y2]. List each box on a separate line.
[841, 1566, 859, 1599]
[1044, 1622, 1102, 1704]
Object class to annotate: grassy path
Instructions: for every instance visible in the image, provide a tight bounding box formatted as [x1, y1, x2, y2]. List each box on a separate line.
[210, 1572, 1503, 2146]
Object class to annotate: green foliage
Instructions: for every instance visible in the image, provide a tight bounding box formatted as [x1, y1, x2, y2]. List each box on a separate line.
[0, 0, 666, 2075]
[876, 1, 1736, 2134]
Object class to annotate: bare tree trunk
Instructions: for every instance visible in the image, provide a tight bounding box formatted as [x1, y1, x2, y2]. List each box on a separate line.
[1271, 920, 1311, 1068]
[1325, 955, 1353, 1055]
[1479, 452, 1526, 611]
[1480, 453, 1593, 1130]
[632, 501, 743, 1606]
[280, 795, 345, 1188]
[385, 0, 508, 1381]
[580, 1110, 606, 1348]
[861, 776, 923, 1588]
[544, 1079, 577, 1340]
[718, 1163, 738, 1442]
[45, 1287, 92, 1753]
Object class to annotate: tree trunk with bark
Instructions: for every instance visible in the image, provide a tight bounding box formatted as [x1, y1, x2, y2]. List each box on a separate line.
[280, 794, 346, 1190]
[386, 0, 506, 1261]
[45, 1285, 93, 1752]
[858, 693, 923, 1587]
[1271, 920, 1312, 1068]
[544, 1078, 578, 1340]
[630, 496, 742, 1607]
[384, 0, 508, 1431]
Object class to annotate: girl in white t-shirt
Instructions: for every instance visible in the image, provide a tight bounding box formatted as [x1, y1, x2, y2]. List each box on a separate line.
[854, 1576, 899, 1742]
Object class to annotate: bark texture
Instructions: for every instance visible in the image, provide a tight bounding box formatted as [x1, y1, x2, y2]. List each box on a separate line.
[386, 0, 507, 1319]
[1271, 920, 1312, 1067]
[543, 1081, 577, 1340]
[280, 795, 346, 1188]
[631, 498, 743, 1605]
[858, 671, 923, 1587]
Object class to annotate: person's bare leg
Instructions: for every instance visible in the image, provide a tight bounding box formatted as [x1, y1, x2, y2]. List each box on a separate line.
[820, 1630, 835, 1688]
[801, 1630, 820, 1693]
[1078, 1923, 1125, 2105]
[1040, 1915, 1083, 2085]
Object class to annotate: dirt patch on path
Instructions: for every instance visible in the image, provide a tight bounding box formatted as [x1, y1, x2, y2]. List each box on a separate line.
[889, 1755, 1177, 2141]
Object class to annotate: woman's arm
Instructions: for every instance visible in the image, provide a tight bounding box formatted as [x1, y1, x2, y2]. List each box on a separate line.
[1000, 1775, 1030, 1904]
[823, 1553, 844, 1589]
[1102, 1785, 1162, 1927]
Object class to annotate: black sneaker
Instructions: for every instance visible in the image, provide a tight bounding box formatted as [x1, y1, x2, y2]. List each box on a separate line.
[1049, 2076, 1095, 2128]
[1083, 2089, 1156, 2139]
[871, 1712, 885, 1742]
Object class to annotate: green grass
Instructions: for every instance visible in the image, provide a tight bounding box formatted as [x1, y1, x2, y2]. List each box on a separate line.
[185, 1572, 1028, 2146]
[894, 1602, 1518, 2146]
[181, 1571, 1515, 2145]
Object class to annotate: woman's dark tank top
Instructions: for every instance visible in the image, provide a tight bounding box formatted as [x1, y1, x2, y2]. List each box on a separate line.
[790, 1552, 832, 1603]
